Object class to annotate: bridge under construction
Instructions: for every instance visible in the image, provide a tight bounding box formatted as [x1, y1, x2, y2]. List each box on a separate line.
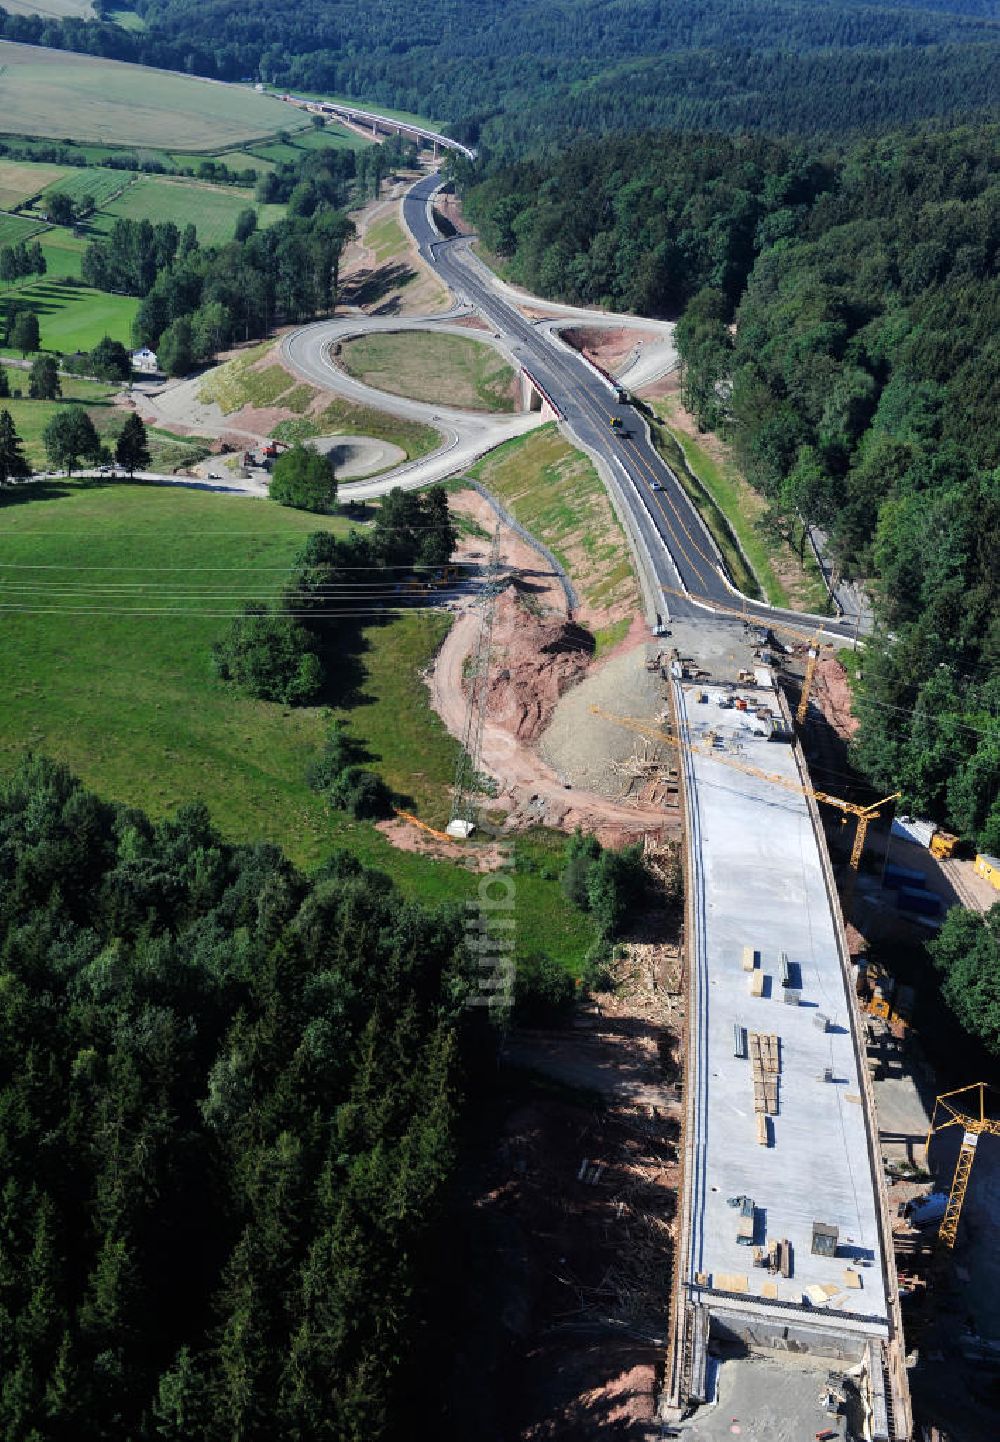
[663, 644, 912, 1440]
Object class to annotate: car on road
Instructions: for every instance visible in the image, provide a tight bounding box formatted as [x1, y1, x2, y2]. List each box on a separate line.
[651, 480, 663, 490]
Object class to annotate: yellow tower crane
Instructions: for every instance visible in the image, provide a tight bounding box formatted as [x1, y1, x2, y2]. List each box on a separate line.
[925, 1083, 1000, 1249]
[589, 705, 899, 915]
[657, 583, 831, 725]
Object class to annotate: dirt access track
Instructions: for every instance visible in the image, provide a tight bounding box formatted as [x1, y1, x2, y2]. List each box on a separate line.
[425, 489, 676, 845]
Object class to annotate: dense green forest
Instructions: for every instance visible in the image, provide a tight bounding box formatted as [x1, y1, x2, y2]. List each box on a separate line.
[463, 125, 1000, 851]
[0, 754, 483, 1439]
[2, 0, 999, 152]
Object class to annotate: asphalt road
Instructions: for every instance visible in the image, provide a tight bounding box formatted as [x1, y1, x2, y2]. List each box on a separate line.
[404, 172, 860, 641]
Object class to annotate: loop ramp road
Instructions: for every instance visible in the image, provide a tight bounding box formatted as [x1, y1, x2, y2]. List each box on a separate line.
[282, 166, 861, 642]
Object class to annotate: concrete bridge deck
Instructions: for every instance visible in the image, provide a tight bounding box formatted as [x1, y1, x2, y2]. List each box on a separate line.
[669, 656, 910, 1436]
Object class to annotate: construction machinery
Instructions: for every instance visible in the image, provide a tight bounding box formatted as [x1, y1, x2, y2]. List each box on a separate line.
[929, 829, 959, 859]
[590, 704, 899, 915]
[656, 582, 830, 723]
[924, 1083, 1000, 1249]
[855, 959, 914, 1029]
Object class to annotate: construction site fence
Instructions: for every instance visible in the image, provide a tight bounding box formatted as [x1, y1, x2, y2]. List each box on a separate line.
[462, 478, 579, 615]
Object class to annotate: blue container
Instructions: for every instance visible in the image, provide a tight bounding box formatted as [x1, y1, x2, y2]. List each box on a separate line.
[884, 864, 927, 890]
[896, 886, 942, 916]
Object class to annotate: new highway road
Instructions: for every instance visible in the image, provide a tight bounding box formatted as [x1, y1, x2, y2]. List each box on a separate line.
[403, 171, 861, 641]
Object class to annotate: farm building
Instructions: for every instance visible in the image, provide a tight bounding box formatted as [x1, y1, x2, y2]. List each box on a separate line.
[132, 347, 159, 374]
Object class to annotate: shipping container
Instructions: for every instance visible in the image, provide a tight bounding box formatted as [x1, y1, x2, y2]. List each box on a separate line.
[896, 886, 942, 917]
[883, 864, 926, 890]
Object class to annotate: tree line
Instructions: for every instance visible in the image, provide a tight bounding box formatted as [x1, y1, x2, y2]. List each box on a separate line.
[463, 122, 1000, 855]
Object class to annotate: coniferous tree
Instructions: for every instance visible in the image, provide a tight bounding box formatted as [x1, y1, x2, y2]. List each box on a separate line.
[0, 408, 31, 483]
[115, 413, 150, 477]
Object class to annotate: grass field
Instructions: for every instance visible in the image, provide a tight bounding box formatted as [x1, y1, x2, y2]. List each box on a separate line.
[467, 424, 640, 630]
[246, 125, 370, 165]
[99, 176, 283, 243]
[0, 159, 67, 209]
[109, 8, 145, 29]
[338, 330, 519, 412]
[0, 482, 597, 966]
[1, 0, 93, 14]
[37, 229, 88, 279]
[294, 123, 371, 153]
[0, 391, 106, 467]
[215, 149, 277, 173]
[649, 398, 831, 613]
[0, 213, 43, 248]
[0, 277, 137, 353]
[42, 167, 131, 208]
[0, 40, 311, 149]
[198, 346, 310, 413]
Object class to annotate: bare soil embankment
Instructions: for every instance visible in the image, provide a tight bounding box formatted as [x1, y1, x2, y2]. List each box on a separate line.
[424, 489, 675, 845]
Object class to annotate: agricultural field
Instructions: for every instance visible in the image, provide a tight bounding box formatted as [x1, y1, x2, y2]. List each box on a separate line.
[338, 330, 519, 411]
[0, 0, 92, 15]
[36, 229, 88, 279]
[0, 481, 597, 966]
[467, 423, 640, 632]
[0, 213, 42, 248]
[0, 40, 311, 149]
[0, 277, 137, 353]
[0, 158, 67, 209]
[98, 175, 284, 242]
[42, 166, 131, 208]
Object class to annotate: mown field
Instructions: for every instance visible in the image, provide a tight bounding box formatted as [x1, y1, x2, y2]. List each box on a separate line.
[1, 0, 93, 14]
[0, 482, 597, 965]
[96, 175, 285, 242]
[338, 330, 519, 412]
[0, 39, 311, 148]
[0, 276, 137, 353]
[0, 213, 42, 247]
[44, 166, 131, 207]
[0, 158, 67, 209]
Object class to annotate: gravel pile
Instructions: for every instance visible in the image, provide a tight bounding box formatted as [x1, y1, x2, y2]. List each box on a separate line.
[539, 643, 670, 798]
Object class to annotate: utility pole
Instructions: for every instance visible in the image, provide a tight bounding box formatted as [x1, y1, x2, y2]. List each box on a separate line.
[448, 524, 503, 838]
